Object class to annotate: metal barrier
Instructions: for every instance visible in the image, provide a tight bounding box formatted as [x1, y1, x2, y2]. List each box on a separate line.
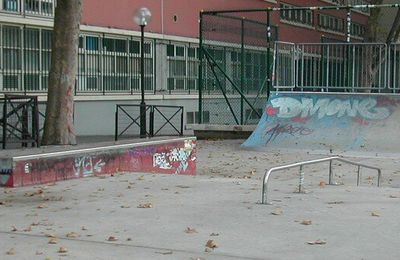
[274, 42, 389, 93]
[261, 156, 381, 205]
[115, 104, 184, 140]
[0, 94, 40, 149]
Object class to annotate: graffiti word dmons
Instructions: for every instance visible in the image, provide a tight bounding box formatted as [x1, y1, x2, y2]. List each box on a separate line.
[269, 97, 390, 120]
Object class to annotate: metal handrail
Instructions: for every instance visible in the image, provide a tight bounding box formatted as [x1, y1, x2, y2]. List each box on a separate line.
[261, 156, 382, 204]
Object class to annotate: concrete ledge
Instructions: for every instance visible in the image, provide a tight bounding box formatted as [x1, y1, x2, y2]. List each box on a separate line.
[0, 137, 196, 187]
[188, 124, 256, 140]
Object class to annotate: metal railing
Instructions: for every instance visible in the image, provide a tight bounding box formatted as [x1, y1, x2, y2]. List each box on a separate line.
[0, 94, 40, 149]
[115, 104, 184, 140]
[261, 156, 382, 205]
[0, 0, 56, 17]
[274, 42, 392, 93]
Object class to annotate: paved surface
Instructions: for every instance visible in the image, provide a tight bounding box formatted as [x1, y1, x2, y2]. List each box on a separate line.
[1, 140, 400, 259]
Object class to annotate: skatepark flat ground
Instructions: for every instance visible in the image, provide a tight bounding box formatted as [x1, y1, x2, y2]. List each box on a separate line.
[1, 140, 400, 260]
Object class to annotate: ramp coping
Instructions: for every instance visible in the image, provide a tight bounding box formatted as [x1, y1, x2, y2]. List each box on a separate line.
[12, 137, 196, 161]
[262, 156, 382, 205]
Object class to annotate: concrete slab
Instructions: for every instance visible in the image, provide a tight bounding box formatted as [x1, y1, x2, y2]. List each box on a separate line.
[1, 140, 399, 259]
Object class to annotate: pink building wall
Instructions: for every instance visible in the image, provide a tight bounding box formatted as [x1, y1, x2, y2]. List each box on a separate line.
[81, 0, 369, 42]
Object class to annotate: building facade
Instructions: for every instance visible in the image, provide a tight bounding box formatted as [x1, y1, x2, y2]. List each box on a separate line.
[0, 0, 370, 136]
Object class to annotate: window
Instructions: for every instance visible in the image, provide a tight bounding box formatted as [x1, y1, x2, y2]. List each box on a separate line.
[167, 43, 199, 92]
[3, 0, 19, 11]
[280, 3, 313, 26]
[24, 0, 54, 16]
[351, 23, 365, 38]
[186, 111, 210, 124]
[318, 14, 345, 33]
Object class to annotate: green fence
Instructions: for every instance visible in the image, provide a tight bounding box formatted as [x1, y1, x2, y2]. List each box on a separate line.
[199, 11, 276, 125]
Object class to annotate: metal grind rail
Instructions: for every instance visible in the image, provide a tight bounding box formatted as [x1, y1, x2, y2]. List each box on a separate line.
[261, 156, 382, 204]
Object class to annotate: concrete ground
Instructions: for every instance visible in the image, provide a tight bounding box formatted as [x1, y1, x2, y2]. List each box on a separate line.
[1, 139, 400, 260]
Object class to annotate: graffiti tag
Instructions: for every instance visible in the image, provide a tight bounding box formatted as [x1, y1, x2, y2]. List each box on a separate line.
[74, 156, 106, 177]
[264, 123, 314, 144]
[268, 97, 391, 120]
[153, 140, 196, 174]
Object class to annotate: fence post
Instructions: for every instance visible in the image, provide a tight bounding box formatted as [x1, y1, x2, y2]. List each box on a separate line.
[2, 97, 7, 149]
[198, 11, 203, 124]
[33, 97, 40, 147]
[266, 10, 272, 99]
[115, 105, 119, 141]
[180, 107, 184, 136]
[240, 17, 245, 125]
[149, 105, 154, 137]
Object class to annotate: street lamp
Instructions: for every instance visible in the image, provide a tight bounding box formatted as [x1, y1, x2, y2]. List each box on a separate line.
[134, 7, 152, 138]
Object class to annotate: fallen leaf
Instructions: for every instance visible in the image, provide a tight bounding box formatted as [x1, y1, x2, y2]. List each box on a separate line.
[66, 232, 80, 238]
[37, 203, 47, 209]
[45, 233, 57, 238]
[204, 247, 213, 252]
[58, 247, 68, 253]
[327, 201, 344, 205]
[155, 251, 173, 255]
[389, 195, 399, 198]
[81, 226, 88, 231]
[185, 227, 198, 234]
[210, 233, 219, 236]
[137, 203, 152, 208]
[35, 251, 43, 255]
[371, 212, 380, 217]
[126, 238, 132, 241]
[107, 236, 118, 241]
[6, 248, 16, 255]
[301, 220, 312, 225]
[205, 240, 218, 249]
[120, 205, 131, 208]
[271, 208, 283, 215]
[307, 239, 327, 245]
[137, 176, 145, 181]
[11, 226, 18, 232]
[48, 238, 58, 244]
[319, 181, 326, 188]
[23, 226, 32, 232]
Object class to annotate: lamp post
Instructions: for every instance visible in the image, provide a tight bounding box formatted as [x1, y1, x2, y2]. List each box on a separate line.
[134, 7, 152, 138]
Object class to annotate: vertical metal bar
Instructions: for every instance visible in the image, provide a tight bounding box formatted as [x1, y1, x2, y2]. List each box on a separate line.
[2, 96, 7, 149]
[240, 18, 245, 125]
[326, 45, 329, 91]
[346, 9, 351, 92]
[299, 165, 304, 193]
[329, 160, 333, 185]
[149, 105, 154, 137]
[266, 10, 271, 98]
[377, 169, 381, 187]
[180, 107, 183, 136]
[352, 44, 355, 92]
[140, 25, 146, 138]
[357, 165, 361, 186]
[115, 105, 119, 141]
[198, 11, 203, 124]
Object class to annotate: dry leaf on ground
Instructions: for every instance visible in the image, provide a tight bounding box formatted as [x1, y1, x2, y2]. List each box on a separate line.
[137, 203, 152, 208]
[48, 238, 58, 244]
[58, 247, 68, 253]
[371, 212, 380, 217]
[271, 208, 283, 215]
[205, 240, 218, 249]
[307, 239, 327, 245]
[185, 227, 198, 234]
[6, 248, 16, 255]
[301, 220, 312, 225]
[66, 232, 80, 238]
[107, 236, 118, 241]
[319, 181, 326, 188]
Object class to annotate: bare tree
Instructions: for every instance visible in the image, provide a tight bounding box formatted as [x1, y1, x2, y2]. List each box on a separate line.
[42, 0, 82, 145]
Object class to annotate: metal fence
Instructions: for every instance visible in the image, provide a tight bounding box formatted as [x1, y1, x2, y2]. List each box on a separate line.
[115, 104, 184, 140]
[199, 11, 277, 125]
[0, 94, 40, 149]
[273, 42, 398, 93]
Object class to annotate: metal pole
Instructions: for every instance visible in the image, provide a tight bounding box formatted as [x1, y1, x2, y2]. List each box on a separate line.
[198, 11, 203, 124]
[240, 18, 245, 125]
[115, 105, 119, 141]
[329, 160, 333, 185]
[266, 10, 271, 99]
[357, 165, 361, 186]
[346, 8, 351, 91]
[299, 165, 304, 193]
[140, 24, 146, 138]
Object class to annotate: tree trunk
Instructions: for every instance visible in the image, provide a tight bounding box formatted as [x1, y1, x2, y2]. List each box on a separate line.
[42, 0, 82, 145]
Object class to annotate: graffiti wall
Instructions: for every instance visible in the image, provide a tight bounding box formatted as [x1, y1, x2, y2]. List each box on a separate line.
[1, 138, 196, 187]
[243, 92, 400, 153]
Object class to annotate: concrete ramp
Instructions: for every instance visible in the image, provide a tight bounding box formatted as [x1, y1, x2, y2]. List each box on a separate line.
[242, 92, 400, 153]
